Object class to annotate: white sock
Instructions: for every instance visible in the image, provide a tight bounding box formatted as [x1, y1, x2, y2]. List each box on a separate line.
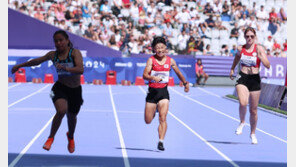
[159, 139, 164, 143]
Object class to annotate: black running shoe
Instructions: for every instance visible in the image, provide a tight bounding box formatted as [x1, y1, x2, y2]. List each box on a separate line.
[157, 142, 165, 151]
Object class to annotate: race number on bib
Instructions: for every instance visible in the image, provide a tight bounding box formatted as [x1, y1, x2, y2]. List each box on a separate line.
[241, 54, 257, 67]
[150, 70, 169, 83]
[56, 62, 74, 76]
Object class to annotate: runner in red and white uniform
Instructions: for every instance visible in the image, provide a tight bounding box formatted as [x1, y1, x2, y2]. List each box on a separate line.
[230, 27, 270, 144]
[143, 36, 189, 151]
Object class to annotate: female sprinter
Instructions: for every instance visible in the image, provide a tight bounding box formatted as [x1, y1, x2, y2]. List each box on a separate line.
[143, 36, 190, 151]
[11, 30, 84, 153]
[230, 27, 270, 144]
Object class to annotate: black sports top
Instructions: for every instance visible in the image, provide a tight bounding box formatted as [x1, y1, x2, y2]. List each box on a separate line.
[52, 48, 76, 77]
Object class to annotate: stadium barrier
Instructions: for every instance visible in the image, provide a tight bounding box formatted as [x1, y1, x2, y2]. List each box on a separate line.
[232, 83, 287, 111]
[8, 56, 286, 85]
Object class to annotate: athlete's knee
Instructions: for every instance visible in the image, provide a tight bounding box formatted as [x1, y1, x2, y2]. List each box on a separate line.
[239, 101, 248, 107]
[159, 114, 167, 123]
[56, 109, 67, 117]
[145, 117, 152, 124]
[249, 108, 258, 115]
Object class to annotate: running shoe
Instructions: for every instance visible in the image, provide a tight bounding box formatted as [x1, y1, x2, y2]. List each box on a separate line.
[43, 137, 54, 151]
[66, 132, 75, 153]
[235, 123, 245, 135]
[250, 134, 258, 144]
[157, 142, 165, 151]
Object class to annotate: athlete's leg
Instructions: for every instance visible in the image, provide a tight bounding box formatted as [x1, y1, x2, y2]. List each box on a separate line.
[196, 75, 202, 85]
[66, 110, 79, 153]
[236, 84, 249, 124]
[235, 84, 249, 135]
[157, 99, 169, 140]
[49, 99, 68, 138]
[144, 102, 157, 124]
[203, 73, 209, 84]
[66, 111, 78, 139]
[249, 90, 260, 134]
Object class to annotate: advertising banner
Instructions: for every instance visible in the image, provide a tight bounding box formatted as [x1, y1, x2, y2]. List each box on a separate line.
[8, 57, 196, 84]
[260, 57, 287, 79]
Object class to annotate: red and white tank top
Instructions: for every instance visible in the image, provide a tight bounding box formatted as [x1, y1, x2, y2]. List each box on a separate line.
[195, 63, 204, 74]
[149, 55, 171, 88]
[240, 44, 261, 68]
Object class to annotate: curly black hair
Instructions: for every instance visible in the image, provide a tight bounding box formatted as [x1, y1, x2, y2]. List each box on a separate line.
[151, 36, 167, 53]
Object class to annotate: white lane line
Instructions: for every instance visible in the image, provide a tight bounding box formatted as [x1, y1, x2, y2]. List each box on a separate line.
[9, 107, 142, 114]
[169, 112, 239, 167]
[8, 84, 50, 108]
[8, 83, 22, 89]
[197, 87, 287, 118]
[138, 86, 239, 167]
[8, 116, 54, 167]
[197, 87, 222, 98]
[108, 85, 130, 167]
[169, 87, 287, 144]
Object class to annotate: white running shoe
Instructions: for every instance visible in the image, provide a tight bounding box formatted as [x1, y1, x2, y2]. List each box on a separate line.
[235, 123, 245, 135]
[250, 134, 258, 144]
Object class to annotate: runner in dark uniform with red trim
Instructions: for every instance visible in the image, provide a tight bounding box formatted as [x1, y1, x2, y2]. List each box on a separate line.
[143, 36, 189, 151]
[230, 27, 270, 144]
[11, 30, 84, 153]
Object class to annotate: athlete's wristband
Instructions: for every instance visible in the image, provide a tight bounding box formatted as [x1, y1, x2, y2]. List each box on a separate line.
[183, 81, 188, 86]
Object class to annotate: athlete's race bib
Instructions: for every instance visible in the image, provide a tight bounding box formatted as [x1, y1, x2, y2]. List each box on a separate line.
[56, 62, 74, 76]
[150, 70, 169, 83]
[240, 53, 257, 67]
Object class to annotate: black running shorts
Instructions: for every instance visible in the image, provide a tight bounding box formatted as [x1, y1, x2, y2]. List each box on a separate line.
[146, 86, 170, 104]
[235, 71, 261, 92]
[50, 81, 83, 113]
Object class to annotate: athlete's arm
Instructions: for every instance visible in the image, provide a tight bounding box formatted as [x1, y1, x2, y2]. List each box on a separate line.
[59, 49, 84, 74]
[143, 58, 162, 82]
[171, 58, 189, 92]
[11, 51, 54, 74]
[229, 46, 242, 80]
[257, 44, 270, 69]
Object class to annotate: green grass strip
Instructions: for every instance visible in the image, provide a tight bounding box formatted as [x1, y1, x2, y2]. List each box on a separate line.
[225, 95, 287, 115]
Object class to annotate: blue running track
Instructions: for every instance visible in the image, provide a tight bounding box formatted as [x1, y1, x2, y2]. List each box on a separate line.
[8, 83, 287, 167]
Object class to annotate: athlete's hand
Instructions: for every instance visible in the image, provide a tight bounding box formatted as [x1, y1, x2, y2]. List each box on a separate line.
[11, 65, 20, 74]
[56, 63, 66, 71]
[229, 69, 235, 80]
[153, 76, 162, 83]
[184, 82, 189, 92]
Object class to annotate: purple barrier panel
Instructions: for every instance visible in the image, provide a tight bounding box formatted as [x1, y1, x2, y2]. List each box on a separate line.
[195, 55, 238, 76]
[233, 83, 286, 110]
[8, 8, 121, 57]
[280, 93, 287, 111]
[260, 57, 287, 79]
[259, 83, 286, 108]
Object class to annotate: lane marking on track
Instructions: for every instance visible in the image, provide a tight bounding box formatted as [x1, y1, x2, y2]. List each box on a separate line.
[9, 107, 142, 114]
[8, 84, 50, 108]
[8, 116, 54, 167]
[169, 87, 287, 144]
[108, 85, 130, 167]
[8, 83, 21, 89]
[138, 86, 240, 167]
